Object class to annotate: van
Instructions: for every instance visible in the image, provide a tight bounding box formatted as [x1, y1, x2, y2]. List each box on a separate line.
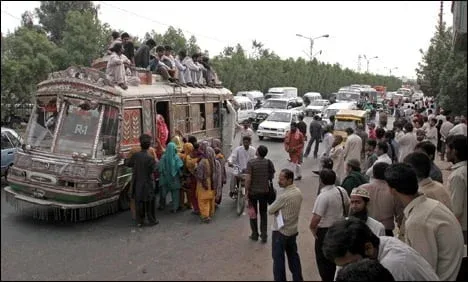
[233, 96, 255, 123]
[265, 87, 298, 100]
[303, 92, 322, 105]
[236, 90, 264, 108]
[322, 102, 357, 125]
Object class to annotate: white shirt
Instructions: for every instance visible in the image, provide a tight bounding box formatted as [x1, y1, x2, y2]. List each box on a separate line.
[448, 123, 467, 136]
[377, 236, 440, 281]
[398, 132, 418, 162]
[425, 125, 438, 146]
[404, 195, 464, 281]
[312, 185, 350, 228]
[321, 132, 334, 157]
[366, 153, 392, 178]
[343, 133, 362, 162]
[366, 216, 386, 236]
[228, 145, 256, 172]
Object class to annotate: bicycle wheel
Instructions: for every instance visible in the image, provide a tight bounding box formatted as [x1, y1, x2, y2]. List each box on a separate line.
[236, 182, 245, 216]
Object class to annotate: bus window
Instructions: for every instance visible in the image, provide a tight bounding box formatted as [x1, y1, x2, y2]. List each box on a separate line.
[213, 103, 220, 128]
[97, 105, 119, 158]
[200, 104, 206, 131]
[205, 103, 214, 130]
[190, 104, 201, 132]
[173, 104, 190, 134]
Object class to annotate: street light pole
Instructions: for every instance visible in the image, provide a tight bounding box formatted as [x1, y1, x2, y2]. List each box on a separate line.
[384, 66, 398, 76]
[296, 33, 329, 62]
[363, 55, 378, 73]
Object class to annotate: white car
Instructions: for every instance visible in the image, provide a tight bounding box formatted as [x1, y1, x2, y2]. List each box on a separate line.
[304, 99, 330, 117]
[257, 110, 301, 140]
[252, 98, 304, 130]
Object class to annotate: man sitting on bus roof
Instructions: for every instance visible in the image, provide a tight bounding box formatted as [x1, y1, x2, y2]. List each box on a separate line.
[106, 43, 129, 90]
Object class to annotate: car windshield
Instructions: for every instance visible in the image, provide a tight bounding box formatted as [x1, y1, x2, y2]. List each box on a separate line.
[335, 120, 357, 131]
[337, 92, 360, 101]
[323, 109, 340, 119]
[262, 100, 287, 109]
[266, 112, 291, 122]
[311, 100, 327, 106]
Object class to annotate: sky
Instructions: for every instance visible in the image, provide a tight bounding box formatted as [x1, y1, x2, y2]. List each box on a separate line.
[1, 1, 454, 80]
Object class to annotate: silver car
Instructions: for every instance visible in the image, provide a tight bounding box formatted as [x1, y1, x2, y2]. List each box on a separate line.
[1, 127, 23, 179]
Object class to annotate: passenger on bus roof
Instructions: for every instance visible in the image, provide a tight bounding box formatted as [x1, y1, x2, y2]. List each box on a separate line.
[134, 39, 156, 69]
[121, 32, 135, 65]
[182, 52, 204, 88]
[106, 43, 129, 90]
[107, 31, 121, 55]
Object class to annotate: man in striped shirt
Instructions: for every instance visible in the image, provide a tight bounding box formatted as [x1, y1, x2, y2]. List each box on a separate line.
[268, 169, 304, 281]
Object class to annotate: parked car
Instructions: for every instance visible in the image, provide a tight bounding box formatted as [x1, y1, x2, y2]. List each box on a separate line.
[251, 97, 304, 130]
[1, 127, 23, 180]
[256, 110, 301, 141]
[304, 99, 330, 117]
[233, 96, 255, 123]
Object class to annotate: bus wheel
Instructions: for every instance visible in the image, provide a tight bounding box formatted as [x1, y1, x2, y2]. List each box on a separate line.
[118, 184, 130, 211]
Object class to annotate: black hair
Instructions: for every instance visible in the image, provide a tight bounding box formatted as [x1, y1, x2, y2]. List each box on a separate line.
[345, 127, 354, 135]
[372, 162, 389, 180]
[178, 49, 187, 58]
[257, 145, 268, 158]
[314, 115, 320, 120]
[414, 141, 436, 161]
[376, 141, 388, 154]
[193, 142, 199, 150]
[110, 43, 123, 53]
[376, 128, 385, 139]
[404, 123, 413, 132]
[111, 31, 120, 39]
[139, 134, 152, 150]
[323, 218, 380, 262]
[281, 169, 294, 181]
[146, 39, 156, 47]
[156, 45, 165, 52]
[384, 163, 419, 195]
[164, 45, 173, 51]
[121, 32, 130, 39]
[319, 169, 337, 186]
[336, 258, 395, 282]
[446, 135, 467, 161]
[384, 130, 395, 140]
[242, 135, 252, 142]
[321, 157, 334, 170]
[290, 122, 297, 128]
[404, 152, 431, 179]
[366, 139, 377, 148]
[188, 135, 197, 145]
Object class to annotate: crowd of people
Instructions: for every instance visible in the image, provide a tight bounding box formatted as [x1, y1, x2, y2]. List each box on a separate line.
[105, 31, 221, 90]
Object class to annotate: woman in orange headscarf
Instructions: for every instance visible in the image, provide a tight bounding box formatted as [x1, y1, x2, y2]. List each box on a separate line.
[178, 142, 194, 210]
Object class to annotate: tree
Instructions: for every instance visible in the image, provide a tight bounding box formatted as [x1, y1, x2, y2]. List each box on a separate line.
[60, 10, 110, 67]
[1, 27, 57, 105]
[161, 26, 187, 53]
[186, 35, 201, 55]
[438, 51, 467, 115]
[35, 1, 97, 44]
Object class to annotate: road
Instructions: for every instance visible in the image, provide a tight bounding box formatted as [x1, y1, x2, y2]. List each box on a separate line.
[0, 116, 351, 281]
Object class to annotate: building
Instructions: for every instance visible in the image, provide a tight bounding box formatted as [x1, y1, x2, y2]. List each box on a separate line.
[452, 1, 467, 52]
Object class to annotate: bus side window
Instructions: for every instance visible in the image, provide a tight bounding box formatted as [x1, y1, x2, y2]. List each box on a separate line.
[213, 103, 220, 128]
[200, 104, 206, 131]
[205, 103, 214, 130]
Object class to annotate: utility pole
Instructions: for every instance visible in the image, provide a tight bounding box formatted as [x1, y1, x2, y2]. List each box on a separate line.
[357, 55, 362, 73]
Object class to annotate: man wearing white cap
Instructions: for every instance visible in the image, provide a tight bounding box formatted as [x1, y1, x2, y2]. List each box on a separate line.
[348, 187, 385, 236]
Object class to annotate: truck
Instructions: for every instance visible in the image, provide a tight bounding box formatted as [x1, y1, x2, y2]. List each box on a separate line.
[264, 87, 298, 100]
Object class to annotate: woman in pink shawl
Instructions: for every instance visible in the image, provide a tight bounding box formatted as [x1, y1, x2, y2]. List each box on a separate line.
[156, 114, 169, 148]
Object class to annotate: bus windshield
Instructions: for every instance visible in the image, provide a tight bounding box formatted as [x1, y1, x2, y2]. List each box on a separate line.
[25, 96, 61, 151]
[55, 100, 102, 156]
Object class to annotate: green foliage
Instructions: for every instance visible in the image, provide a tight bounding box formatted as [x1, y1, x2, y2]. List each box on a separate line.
[211, 44, 401, 95]
[438, 51, 467, 115]
[1, 27, 57, 105]
[35, 1, 97, 44]
[61, 10, 109, 67]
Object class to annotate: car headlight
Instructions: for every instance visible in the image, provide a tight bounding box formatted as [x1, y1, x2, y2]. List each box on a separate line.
[278, 128, 285, 132]
[101, 168, 114, 184]
[76, 183, 88, 189]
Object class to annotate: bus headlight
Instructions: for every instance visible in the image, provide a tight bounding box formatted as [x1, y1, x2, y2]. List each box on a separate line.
[101, 168, 114, 184]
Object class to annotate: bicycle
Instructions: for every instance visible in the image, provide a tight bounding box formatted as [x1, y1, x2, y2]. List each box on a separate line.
[228, 163, 247, 216]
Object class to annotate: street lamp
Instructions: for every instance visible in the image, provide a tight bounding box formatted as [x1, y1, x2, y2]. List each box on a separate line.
[384, 66, 398, 76]
[363, 55, 378, 73]
[296, 33, 329, 61]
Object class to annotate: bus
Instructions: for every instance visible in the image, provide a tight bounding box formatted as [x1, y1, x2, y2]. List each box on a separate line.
[4, 58, 236, 222]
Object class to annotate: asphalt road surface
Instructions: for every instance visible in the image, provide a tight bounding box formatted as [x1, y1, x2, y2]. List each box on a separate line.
[2, 116, 384, 281]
